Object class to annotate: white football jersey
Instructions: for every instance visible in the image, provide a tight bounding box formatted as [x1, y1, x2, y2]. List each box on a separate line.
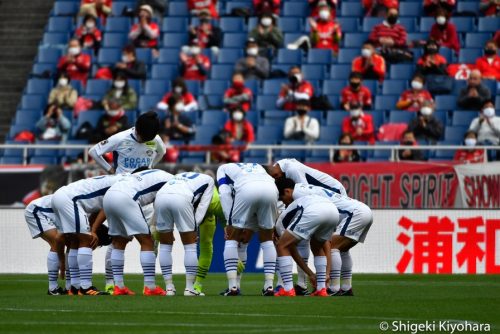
[25, 195, 55, 221]
[276, 159, 347, 196]
[217, 163, 274, 192]
[158, 172, 215, 224]
[292, 183, 361, 215]
[89, 128, 166, 173]
[109, 169, 174, 206]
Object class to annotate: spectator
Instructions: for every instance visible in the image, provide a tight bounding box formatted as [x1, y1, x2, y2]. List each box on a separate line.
[309, 0, 337, 19]
[453, 131, 486, 164]
[277, 66, 314, 111]
[254, 0, 281, 16]
[92, 99, 129, 143]
[341, 102, 376, 144]
[79, 0, 112, 24]
[479, 0, 499, 17]
[223, 73, 253, 112]
[352, 42, 386, 81]
[188, 0, 218, 19]
[248, 13, 283, 57]
[475, 40, 500, 81]
[57, 39, 92, 84]
[128, 5, 160, 51]
[113, 45, 147, 80]
[407, 101, 443, 143]
[308, 3, 342, 54]
[283, 100, 320, 143]
[333, 133, 361, 163]
[210, 133, 240, 163]
[75, 15, 102, 55]
[368, 7, 407, 49]
[398, 130, 425, 161]
[161, 94, 196, 142]
[223, 107, 255, 143]
[416, 40, 448, 76]
[457, 70, 492, 110]
[102, 73, 138, 110]
[234, 38, 270, 80]
[188, 9, 222, 54]
[341, 72, 373, 110]
[136, 0, 167, 18]
[468, 100, 500, 146]
[36, 104, 71, 142]
[429, 8, 460, 55]
[48, 73, 79, 109]
[396, 74, 434, 112]
[423, 0, 455, 16]
[179, 40, 211, 81]
[363, 0, 399, 17]
[158, 77, 199, 112]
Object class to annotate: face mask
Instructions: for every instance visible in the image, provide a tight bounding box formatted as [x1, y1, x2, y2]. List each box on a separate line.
[297, 109, 308, 116]
[464, 138, 477, 147]
[484, 48, 496, 56]
[247, 47, 258, 56]
[190, 46, 201, 56]
[289, 73, 302, 84]
[387, 15, 398, 25]
[420, 107, 433, 116]
[232, 111, 244, 122]
[233, 81, 244, 90]
[483, 107, 495, 118]
[114, 80, 126, 89]
[58, 78, 68, 87]
[85, 21, 95, 29]
[411, 80, 423, 90]
[261, 17, 272, 27]
[436, 16, 446, 25]
[361, 48, 372, 58]
[350, 109, 362, 118]
[319, 10, 330, 20]
[107, 109, 121, 117]
[122, 54, 131, 63]
[425, 46, 438, 55]
[350, 81, 360, 89]
[68, 47, 80, 56]
[174, 86, 183, 94]
[175, 102, 185, 112]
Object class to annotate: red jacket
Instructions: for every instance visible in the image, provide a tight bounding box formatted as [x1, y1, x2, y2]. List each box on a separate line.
[475, 55, 500, 81]
[223, 120, 255, 143]
[57, 53, 92, 84]
[342, 114, 375, 144]
[429, 23, 460, 54]
[278, 81, 315, 111]
[75, 26, 102, 50]
[352, 54, 386, 81]
[181, 55, 211, 81]
[187, 0, 219, 18]
[369, 22, 407, 48]
[311, 20, 342, 52]
[223, 86, 253, 112]
[397, 89, 434, 112]
[129, 22, 160, 48]
[341, 86, 373, 109]
[253, 0, 280, 16]
[453, 149, 485, 164]
[417, 54, 448, 67]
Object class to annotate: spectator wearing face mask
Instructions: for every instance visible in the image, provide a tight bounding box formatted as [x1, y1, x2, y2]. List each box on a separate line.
[158, 77, 199, 112]
[308, 3, 342, 54]
[223, 73, 253, 112]
[254, 0, 281, 16]
[234, 38, 270, 80]
[398, 130, 425, 161]
[480, 0, 500, 16]
[75, 15, 101, 55]
[309, 0, 337, 19]
[92, 99, 129, 143]
[468, 100, 500, 147]
[36, 104, 71, 142]
[396, 74, 434, 112]
[79, 0, 112, 25]
[368, 8, 407, 49]
[283, 100, 320, 143]
[362, 0, 399, 17]
[423, 0, 455, 16]
[248, 13, 283, 57]
[179, 39, 211, 81]
[161, 94, 196, 142]
[188, 9, 222, 54]
[416, 40, 448, 76]
[129, 5, 160, 50]
[223, 108, 255, 143]
[113, 45, 147, 80]
[333, 133, 361, 163]
[407, 101, 443, 144]
[277, 66, 314, 111]
[48, 73, 79, 109]
[475, 40, 500, 81]
[102, 73, 138, 110]
[341, 102, 375, 144]
[429, 8, 460, 55]
[352, 42, 386, 81]
[457, 70, 492, 110]
[341, 72, 373, 111]
[188, 0, 219, 19]
[453, 131, 485, 164]
[57, 39, 92, 84]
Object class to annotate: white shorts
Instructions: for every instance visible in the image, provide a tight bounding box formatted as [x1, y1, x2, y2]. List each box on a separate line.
[51, 188, 90, 234]
[287, 202, 339, 242]
[230, 181, 278, 231]
[334, 203, 373, 243]
[155, 193, 196, 233]
[24, 207, 57, 238]
[103, 190, 150, 238]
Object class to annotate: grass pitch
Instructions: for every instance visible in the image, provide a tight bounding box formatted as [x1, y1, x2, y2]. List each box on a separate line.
[0, 274, 498, 334]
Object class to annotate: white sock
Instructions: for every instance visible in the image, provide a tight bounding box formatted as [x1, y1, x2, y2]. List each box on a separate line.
[261, 241, 276, 289]
[68, 249, 80, 289]
[78, 247, 93, 289]
[330, 249, 341, 292]
[277, 256, 293, 291]
[314, 256, 327, 290]
[340, 251, 353, 291]
[236, 242, 248, 289]
[184, 243, 198, 290]
[140, 251, 157, 289]
[297, 240, 310, 289]
[105, 245, 114, 286]
[111, 249, 125, 288]
[223, 240, 238, 289]
[47, 251, 59, 290]
[159, 244, 173, 289]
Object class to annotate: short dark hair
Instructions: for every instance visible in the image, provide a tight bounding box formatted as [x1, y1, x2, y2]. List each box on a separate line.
[135, 111, 160, 142]
[122, 45, 136, 55]
[482, 99, 495, 108]
[275, 177, 296, 197]
[349, 72, 363, 80]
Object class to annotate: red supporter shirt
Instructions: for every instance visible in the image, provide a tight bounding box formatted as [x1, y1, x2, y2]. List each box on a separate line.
[429, 23, 460, 54]
[352, 54, 386, 81]
[341, 86, 373, 109]
[417, 54, 448, 67]
[278, 81, 315, 111]
[223, 87, 253, 112]
[194, 25, 215, 48]
[369, 22, 407, 48]
[311, 20, 342, 52]
[129, 22, 160, 48]
[223, 120, 255, 143]
[75, 26, 102, 49]
[253, 0, 280, 16]
[187, 0, 219, 18]
[342, 114, 376, 144]
[398, 89, 434, 111]
[161, 92, 197, 105]
[181, 55, 211, 81]
[453, 149, 485, 164]
[57, 54, 92, 84]
[475, 55, 500, 81]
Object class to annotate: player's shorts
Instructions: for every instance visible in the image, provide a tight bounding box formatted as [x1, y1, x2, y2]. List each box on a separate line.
[142, 203, 155, 227]
[230, 181, 278, 231]
[52, 188, 90, 234]
[103, 190, 150, 238]
[287, 201, 339, 242]
[334, 202, 373, 243]
[24, 205, 57, 238]
[155, 192, 196, 233]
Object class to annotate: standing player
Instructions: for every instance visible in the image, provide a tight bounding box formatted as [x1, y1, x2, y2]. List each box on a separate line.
[102, 168, 173, 296]
[217, 163, 278, 296]
[155, 172, 214, 296]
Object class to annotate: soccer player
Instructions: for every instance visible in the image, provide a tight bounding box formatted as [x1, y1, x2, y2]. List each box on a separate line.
[274, 179, 340, 297]
[217, 163, 278, 296]
[155, 172, 214, 296]
[102, 168, 173, 296]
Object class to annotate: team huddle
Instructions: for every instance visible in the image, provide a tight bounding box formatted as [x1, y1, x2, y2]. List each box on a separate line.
[24, 112, 373, 297]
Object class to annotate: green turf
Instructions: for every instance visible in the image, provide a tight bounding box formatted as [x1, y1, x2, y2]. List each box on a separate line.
[0, 274, 498, 334]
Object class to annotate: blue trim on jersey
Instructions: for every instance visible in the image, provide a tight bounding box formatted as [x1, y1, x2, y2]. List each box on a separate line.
[227, 189, 236, 226]
[138, 170, 158, 176]
[305, 173, 340, 194]
[130, 133, 139, 142]
[33, 206, 54, 234]
[217, 175, 234, 187]
[72, 187, 110, 233]
[132, 182, 167, 201]
[192, 183, 209, 210]
[112, 151, 118, 170]
[288, 206, 304, 232]
[282, 206, 303, 230]
[137, 203, 151, 234]
[338, 208, 353, 236]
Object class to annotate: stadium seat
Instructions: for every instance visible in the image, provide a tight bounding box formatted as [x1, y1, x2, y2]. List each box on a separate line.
[158, 48, 181, 64]
[217, 49, 243, 64]
[435, 95, 457, 110]
[438, 47, 453, 64]
[225, 2, 252, 16]
[0, 157, 24, 164]
[283, 2, 309, 16]
[103, 33, 128, 48]
[278, 17, 302, 33]
[257, 95, 278, 111]
[319, 126, 342, 143]
[53, 2, 79, 16]
[399, 2, 423, 17]
[193, 125, 220, 143]
[277, 49, 303, 64]
[406, 33, 428, 42]
[220, 17, 245, 32]
[458, 48, 483, 64]
[135, 48, 152, 65]
[162, 33, 188, 48]
[457, 2, 479, 14]
[151, 64, 179, 79]
[32, 63, 58, 76]
[20, 95, 45, 110]
[223, 33, 247, 48]
[374, 95, 398, 110]
[330, 64, 352, 80]
[14, 110, 42, 126]
[29, 157, 58, 165]
[432, 148, 456, 160]
[97, 48, 121, 65]
[8, 125, 34, 140]
[307, 49, 334, 65]
[419, 17, 436, 33]
[105, 17, 131, 32]
[327, 95, 340, 108]
[433, 110, 448, 127]
[210, 65, 233, 80]
[261, 79, 285, 95]
[389, 110, 415, 123]
[168, 2, 189, 16]
[371, 110, 385, 128]
[389, 64, 415, 80]
[450, 17, 474, 33]
[478, 18, 500, 32]
[185, 80, 201, 97]
[161, 17, 188, 32]
[47, 17, 74, 32]
[144, 79, 169, 96]
[37, 48, 62, 63]
[42, 33, 69, 46]
[336, 18, 359, 33]
[138, 95, 161, 111]
[203, 80, 229, 95]
[302, 65, 326, 80]
[362, 18, 383, 32]
[451, 111, 478, 126]
[326, 111, 346, 126]
[261, 110, 289, 126]
[343, 33, 369, 48]
[85, 80, 111, 95]
[256, 125, 283, 144]
[382, 80, 407, 95]
[341, 3, 363, 17]
[465, 34, 491, 48]
[111, 2, 135, 16]
[322, 80, 345, 96]
[26, 79, 52, 95]
[338, 49, 359, 64]
[444, 126, 468, 143]
[203, 95, 223, 109]
[201, 110, 228, 125]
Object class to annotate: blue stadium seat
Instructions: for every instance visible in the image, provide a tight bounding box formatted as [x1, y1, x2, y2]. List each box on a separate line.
[42, 33, 69, 45]
[262, 79, 286, 95]
[374, 95, 398, 110]
[256, 125, 283, 144]
[278, 17, 302, 33]
[0, 157, 24, 164]
[458, 48, 482, 63]
[327, 95, 339, 108]
[203, 80, 229, 95]
[220, 17, 245, 32]
[439, 47, 453, 63]
[382, 80, 407, 95]
[302, 65, 326, 80]
[217, 48, 243, 64]
[61, 139, 88, 161]
[30, 157, 58, 165]
[257, 95, 278, 111]
[47, 17, 74, 32]
[323, 80, 346, 95]
[8, 125, 34, 140]
[389, 110, 415, 123]
[284, 33, 304, 46]
[465, 34, 491, 48]
[341, 3, 362, 17]
[389, 64, 415, 80]
[158, 48, 180, 64]
[283, 2, 309, 16]
[97, 48, 121, 65]
[210, 65, 233, 80]
[135, 48, 152, 65]
[168, 2, 189, 16]
[139, 95, 161, 111]
[444, 126, 468, 143]
[151, 64, 179, 79]
[482, 80, 497, 96]
[225, 2, 252, 16]
[193, 125, 220, 143]
[336, 18, 359, 33]
[26, 79, 52, 95]
[204, 95, 223, 109]
[433, 110, 447, 127]
[53, 2, 79, 16]
[201, 110, 228, 125]
[419, 17, 435, 33]
[185, 80, 201, 97]
[330, 64, 352, 80]
[450, 17, 475, 33]
[20, 95, 45, 110]
[76, 110, 102, 130]
[223, 33, 248, 48]
[432, 148, 456, 160]
[277, 49, 303, 64]
[338, 49, 359, 64]
[307, 49, 334, 65]
[180, 156, 206, 164]
[362, 18, 383, 32]
[162, 33, 188, 48]
[457, 2, 479, 14]
[343, 33, 369, 48]
[371, 110, 385, 128]
[326, 111, 346, 126]
[105, 17, 131, 32]
[245, 111, 259, 127]
[103, 33, 128, 48]
[32, 63, 57, 75]
[14, 110, 42, 126]
[478, 18, 500, 32]
[144, 80, 170, 95]
[161, 17, 189, 32]
[111, 2, 135, 16]
[435, 95, 457, 110]
[399, 2, 423, 16]
[451, 111, 478, 126]
[85, 80, 111, 95]
[319, 126, 342, 143]
[37, 48, 62, 63]
[261, 110, 289, 126]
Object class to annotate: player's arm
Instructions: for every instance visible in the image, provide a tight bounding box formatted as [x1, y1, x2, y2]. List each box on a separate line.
[90, 209, 107, 249]
[152, 137, 167, 166]
[289, 242, 316, 287]
[194, 178, 215, 225]
[88, 136, 119, 173]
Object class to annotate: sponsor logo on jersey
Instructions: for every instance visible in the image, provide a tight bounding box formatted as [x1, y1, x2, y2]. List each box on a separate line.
[146, 150, 153, 157]
[100, 140, 108, 146]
